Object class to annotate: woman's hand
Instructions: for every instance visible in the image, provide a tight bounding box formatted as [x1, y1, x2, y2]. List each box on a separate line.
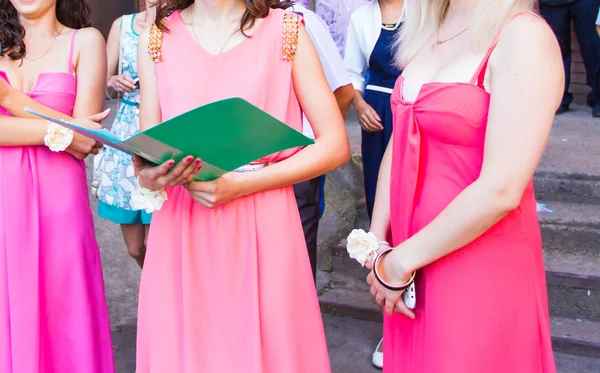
[365, 241, 390, 270]
[107, 74, 137, 93]
[66, 109, 110, 160]
[134, 155, 202, 191]
[356, 100, 383, 132]
[184, 172, 245, 209]
[367, 252, 415, 319]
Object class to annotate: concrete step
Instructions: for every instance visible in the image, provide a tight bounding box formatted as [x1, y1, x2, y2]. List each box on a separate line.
[317, 258, 600, 359]
[538, 201, 600, 258]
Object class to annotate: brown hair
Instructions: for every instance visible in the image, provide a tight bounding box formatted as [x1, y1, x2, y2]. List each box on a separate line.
[156, 0, 293, 34]
[0, 0, 91, 60]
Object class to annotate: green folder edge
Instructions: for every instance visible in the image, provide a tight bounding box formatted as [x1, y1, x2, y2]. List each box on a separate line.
[26, 97, 314, 181]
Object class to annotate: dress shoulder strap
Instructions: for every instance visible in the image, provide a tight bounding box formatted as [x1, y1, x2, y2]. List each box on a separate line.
[68, 29, 79, 74]
[469, 11, 541, 87]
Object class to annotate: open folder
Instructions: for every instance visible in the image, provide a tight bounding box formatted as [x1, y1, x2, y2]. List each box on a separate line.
[26, 98, 313, 181]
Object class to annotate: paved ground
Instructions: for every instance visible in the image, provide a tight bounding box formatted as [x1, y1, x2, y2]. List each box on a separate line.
[97, 101, 599, 372]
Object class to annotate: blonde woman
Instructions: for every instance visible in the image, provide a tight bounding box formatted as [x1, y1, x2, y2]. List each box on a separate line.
[365, 0, 562, 371]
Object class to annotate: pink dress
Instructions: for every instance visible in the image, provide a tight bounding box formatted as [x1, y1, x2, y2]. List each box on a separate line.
[136, 10, 331, 373]
[385, 17, 556, 373]
[0, 31, 115, 373]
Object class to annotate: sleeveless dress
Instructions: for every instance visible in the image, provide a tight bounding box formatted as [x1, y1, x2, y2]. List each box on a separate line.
[98, 13, 152, 225]
[136, 10, 331, 373]
[384, 17, 556, 373]
[0, 31, 115, 373]
[362, 25, 402, 219]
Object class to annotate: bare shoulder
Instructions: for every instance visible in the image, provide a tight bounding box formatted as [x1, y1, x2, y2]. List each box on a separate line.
[74, 27, 106, 51]
[496, 13, 560, 60]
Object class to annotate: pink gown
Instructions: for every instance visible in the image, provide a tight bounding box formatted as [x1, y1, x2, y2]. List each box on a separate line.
[384, 16, 557, 373]
[0, 31, 115, 373]
[136, 9, 331, 373]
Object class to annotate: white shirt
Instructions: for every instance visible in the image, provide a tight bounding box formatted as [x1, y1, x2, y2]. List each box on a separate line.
[290, 4, 352, 140]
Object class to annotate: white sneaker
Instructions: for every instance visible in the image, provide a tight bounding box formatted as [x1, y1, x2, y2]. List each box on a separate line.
[372, 338, 383, 369]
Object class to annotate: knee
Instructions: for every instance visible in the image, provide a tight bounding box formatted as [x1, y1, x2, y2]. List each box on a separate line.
[126, 244, 145, 260]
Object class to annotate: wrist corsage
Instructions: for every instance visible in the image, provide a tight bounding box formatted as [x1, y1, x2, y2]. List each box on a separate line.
[346, 229, 385, 267]
[44, 122, 74, 152]
[131, 177, 168, 213]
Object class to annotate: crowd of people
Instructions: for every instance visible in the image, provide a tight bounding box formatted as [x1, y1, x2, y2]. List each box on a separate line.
[0, 0, 585, 372]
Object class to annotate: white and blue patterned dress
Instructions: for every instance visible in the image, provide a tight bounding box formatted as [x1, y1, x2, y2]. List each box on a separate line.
[97, 14, 152, 224]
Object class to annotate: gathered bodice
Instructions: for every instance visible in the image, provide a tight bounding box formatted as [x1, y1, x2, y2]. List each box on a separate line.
[0, 30, 78, 117]
[0, 71, 76, 116]
[389, 39, 537, 246]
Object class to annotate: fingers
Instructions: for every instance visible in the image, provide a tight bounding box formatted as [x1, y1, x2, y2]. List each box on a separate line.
[169, 157, 202, 186]
[394, 299, 416, 320]
[87, 108, 111, 123]
[132, 155, 148, 168]
[120, 76, 137, 91]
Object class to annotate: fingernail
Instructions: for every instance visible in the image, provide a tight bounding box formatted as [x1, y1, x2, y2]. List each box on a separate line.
[195, 159, 201, 164]
[197, 166, 202, 171]
[104, 108, 111, 113]
[168, 161, 175, 166]
[187, 157, 193, 162]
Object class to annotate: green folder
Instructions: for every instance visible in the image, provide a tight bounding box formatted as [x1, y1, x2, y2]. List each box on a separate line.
[26, 98, 313, 181]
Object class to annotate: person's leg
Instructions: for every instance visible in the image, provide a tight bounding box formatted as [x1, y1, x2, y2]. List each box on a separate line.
[570, 0, 600, 112]
[293, 178, 320, 281]
[540, 3, 573, 111]
[121, 223, 147, 268]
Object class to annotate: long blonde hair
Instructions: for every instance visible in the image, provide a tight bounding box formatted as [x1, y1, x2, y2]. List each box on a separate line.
[396, 0, 535, 68]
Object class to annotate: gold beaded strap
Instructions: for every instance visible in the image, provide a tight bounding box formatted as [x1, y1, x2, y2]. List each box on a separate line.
[148, 19, 166, 63]
[282, 12, 301, 61]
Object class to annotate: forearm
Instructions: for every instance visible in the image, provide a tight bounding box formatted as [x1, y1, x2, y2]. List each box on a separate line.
[369, 138, 393, 240]
[239, 132, 350, 196]
[352, 90, 366, 108]
[389, 179, 515, 274]
[0, 116, 48, 146]
[0, 87, 72, 120]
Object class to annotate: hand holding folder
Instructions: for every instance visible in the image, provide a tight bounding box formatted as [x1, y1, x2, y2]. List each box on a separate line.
[26, 97, 313, 181]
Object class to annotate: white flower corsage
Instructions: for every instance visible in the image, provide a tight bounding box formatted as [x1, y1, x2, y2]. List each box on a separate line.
[346, 229, 381, 267]
[131, 178, 168, 213]
[44, 122, 74, 152]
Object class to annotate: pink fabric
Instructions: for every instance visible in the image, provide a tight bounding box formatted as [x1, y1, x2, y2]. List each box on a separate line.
[385, 24, 556, 373]
[136, 9, 331, 373]
[0, 30, 114, 373]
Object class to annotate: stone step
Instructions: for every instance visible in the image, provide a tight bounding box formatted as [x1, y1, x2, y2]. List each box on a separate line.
[535, 171, 600, 205]
[538, 201, 600, 257]
[317, 261, 600, 359]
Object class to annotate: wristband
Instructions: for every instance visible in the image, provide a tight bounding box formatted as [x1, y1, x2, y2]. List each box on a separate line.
[44, 122, 74, 152]
[373, 248, 416, 292]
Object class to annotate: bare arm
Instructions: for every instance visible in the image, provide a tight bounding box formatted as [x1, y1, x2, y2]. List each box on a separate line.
[383, 16, 563, 279]
[334, 83, 355, 118]
[106, 18, 122, 79]
[72, 28, 107, 118]
[137, 28, 161, 130]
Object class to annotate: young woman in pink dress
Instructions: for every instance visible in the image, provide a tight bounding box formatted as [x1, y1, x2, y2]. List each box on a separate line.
[133, 0, 350, 372]
[364, 0, 563, 372]
[0, 0, 115, 372]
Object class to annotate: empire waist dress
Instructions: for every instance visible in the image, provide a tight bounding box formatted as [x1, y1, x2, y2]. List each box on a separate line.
[384, 17, 556, 373]
[0, 30, 115, 373]
[136, 10, 331, 373]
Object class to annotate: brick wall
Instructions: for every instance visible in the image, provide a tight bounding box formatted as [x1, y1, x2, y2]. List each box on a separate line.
[570, 28, 591, 105]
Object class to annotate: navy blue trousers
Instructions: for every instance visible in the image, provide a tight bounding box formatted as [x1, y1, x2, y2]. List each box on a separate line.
[540, 0, 600, 106]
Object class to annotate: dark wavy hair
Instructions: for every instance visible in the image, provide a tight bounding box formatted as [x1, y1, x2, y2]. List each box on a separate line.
[0, 0, 91, 60]
[156, 0, 293, 34]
